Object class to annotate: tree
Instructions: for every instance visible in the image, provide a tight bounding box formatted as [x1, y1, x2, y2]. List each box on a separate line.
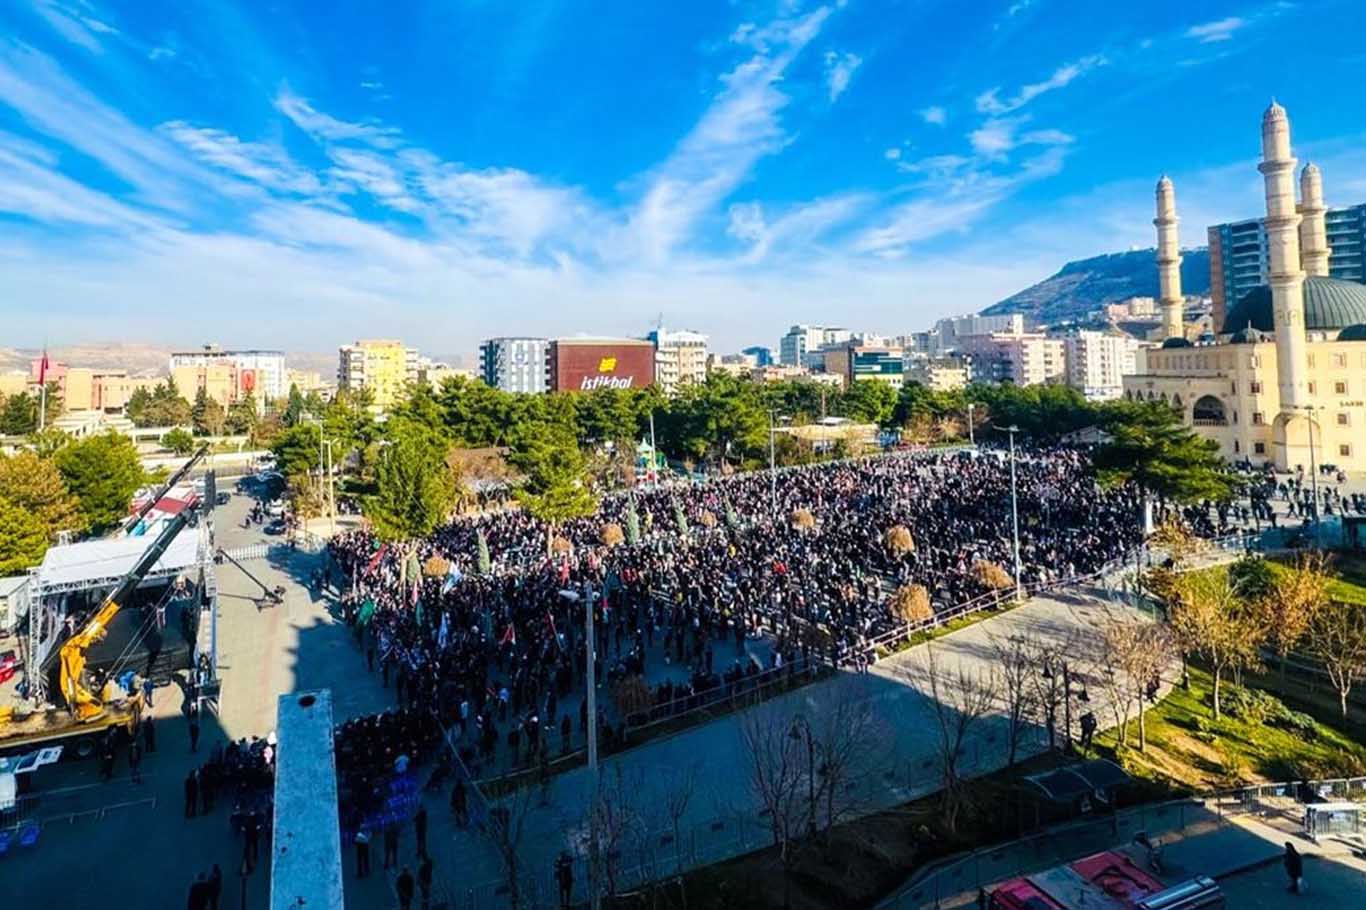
[163, 427, 195, 456]
[1094, 403, 1236, 532]
[838, 380, 898, 426]
[1095, 617, 1174, 751]
[1261, 550, 1331, 686]
[0, 391, 38, 435]
[1306, 601, 1366, 723]
[1026, 634, 1074, 752]
[191, 388, 227, 436]
[990, 633, 1038, 766]
[738, 703, 811, 907]
[225, 393, 259, 435]
[54, 432, 146, 533]
[271, 424, 323, 480]
[512, 425, 597, 554]
[0, 451, 85, 538]
[282, 384, 305, 427]
[481, 785, 539, 910]
[888, 583, 932, 630]
[138, 379, 192, 427]
[1168, 569, 1263, 718]
[0, 496, 49, 573]
[914, 645, 999, 835]
[366, 421, 460, 541]
[124, 387, 155, 427]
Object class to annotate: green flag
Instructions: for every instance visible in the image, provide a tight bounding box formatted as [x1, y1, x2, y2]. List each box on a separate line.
[358, 597, 376, 626]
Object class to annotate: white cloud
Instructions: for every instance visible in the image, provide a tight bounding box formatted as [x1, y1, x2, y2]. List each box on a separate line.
[884, 147, 902, 161]
[1185, 17, 1245, 43]
[160, 122, 323, 195]
[823, 50, 862, 102]
[32, 0, 118, 53]
[975, 54, 1106, 115]
[274, 88, 400, 146]
[920, 105, 947, 126]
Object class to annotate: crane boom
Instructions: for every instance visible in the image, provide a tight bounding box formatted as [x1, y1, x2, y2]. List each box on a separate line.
[59, 505, 196, 721]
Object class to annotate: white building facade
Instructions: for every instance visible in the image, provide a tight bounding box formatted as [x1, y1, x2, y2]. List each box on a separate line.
[479, 337, 548, 394]
[1064, 331, 1145, 400]
[647, 329, 709, 393]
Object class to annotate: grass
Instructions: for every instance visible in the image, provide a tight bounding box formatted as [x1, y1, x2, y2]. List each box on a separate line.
[878, 600, 1018, 658]
[1093, 666, 1366, 792]
[1186, 551, 1366, 607]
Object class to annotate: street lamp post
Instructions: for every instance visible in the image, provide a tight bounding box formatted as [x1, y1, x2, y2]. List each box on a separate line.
[583, 581, 601, 910]
[1300, 405, 1321, 545]
[967, 403, 975, 447]
[768, 409, 778, 516]
[648, 410, 658, 490]
[1004, 425, 1024, 601]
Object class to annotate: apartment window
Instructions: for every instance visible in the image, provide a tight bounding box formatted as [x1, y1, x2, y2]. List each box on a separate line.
[1308, 354, 1317, 368]
[1233, 440, 1241, 453]
[1252, 412, 1265, 425]
[1341, 445, 1353, 458]
[1254, 442, 1266, 455]
[1250, 380, 1263, 394]
[1335, 381, 1347, 395]
[1338, 413, 1350, 426]
[1309, 381, 1317, 395]
[1230, 381, 1237, 394]
[1334, 353, 1348, 367]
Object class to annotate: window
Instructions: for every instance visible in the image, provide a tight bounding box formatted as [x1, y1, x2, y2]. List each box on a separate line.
[1230, 381, 1237, 394]
[1335, 381, 1347, 395]
[1308, 382, 1317, 395]
[1338, 413, 1350, 426]
[1252, 411, 1265, 425]
[1254, 442, 1266, 454]
[1341, 445, 1353, 458]
[1250, 380, 1263, 394]
[1334, 353, 1347, 368]
[1234, 440, 1241, 453]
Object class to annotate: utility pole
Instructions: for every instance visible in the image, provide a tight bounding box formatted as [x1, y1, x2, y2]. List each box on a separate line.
[584, 581, 600, 910]
[1006, 425, 1024, 601]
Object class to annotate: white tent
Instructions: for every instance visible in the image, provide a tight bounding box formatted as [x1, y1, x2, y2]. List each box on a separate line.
[36, 531, 200, 595]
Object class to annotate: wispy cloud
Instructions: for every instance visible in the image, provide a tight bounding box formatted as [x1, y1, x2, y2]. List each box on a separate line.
[823, 50, 862, 102]
[975, 54, 1106, 115]
[1184, 17, 1245, 43]
[920, 105, 947, 125]
[160, 122, 323, 196]
[31, 0, 118, 54]
[274, 87, 401, 147]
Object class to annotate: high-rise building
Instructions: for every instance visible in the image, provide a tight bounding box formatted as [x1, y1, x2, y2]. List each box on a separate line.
[741, 346, 773, 367]
[337, 339, 415, 412]
[647, 329, 708, 393]
[1207, 201, 1366, 329]
[479, 337, 548, 394]
[169, 345, 287, 402]
[956, 333, 1066, 386]
[1063, 331, 1144, 400]
[779, 325, 850, 368]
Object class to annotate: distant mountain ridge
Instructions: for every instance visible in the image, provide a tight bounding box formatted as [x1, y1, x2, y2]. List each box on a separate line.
[984, 247, 1210, 324]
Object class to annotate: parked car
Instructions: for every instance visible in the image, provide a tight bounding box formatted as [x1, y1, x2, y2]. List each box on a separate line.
[265, 499, 285, 517]
[264, 519, 287, 536]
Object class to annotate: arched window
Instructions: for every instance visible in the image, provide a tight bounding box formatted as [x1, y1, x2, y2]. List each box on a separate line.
[1192, 395, 1228, 427]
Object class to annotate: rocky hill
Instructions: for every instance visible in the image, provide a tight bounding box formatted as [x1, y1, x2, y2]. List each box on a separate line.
[983, 247, 1210, 324]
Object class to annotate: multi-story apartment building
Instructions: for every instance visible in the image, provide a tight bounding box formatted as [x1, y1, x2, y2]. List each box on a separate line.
[647, 329, 708, 393]
[821, 342, 905, 388]
[740, 346, 773, 367]
[956, 333, 1066, 386]
[1208, 202, 1366, 329]
[779, 325, 851, 368]
[337, 339, 415, 412]
[930, 314, 1026, 354]
[1063, 330, 1145, 401]
[169, 345, 287, 402]
[479, 337, 548, 394]
[903, 356, 970, 391]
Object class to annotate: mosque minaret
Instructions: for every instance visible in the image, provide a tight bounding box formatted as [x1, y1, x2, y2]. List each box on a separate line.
[1125, 101, 1366, 474]
[1257, 100, 1309, 413]
[1298, 161, 1331, 278]
[1153, 175, 1185, 340]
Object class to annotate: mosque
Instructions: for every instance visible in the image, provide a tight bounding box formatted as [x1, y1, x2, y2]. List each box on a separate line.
[1122, 102, 1366, 472]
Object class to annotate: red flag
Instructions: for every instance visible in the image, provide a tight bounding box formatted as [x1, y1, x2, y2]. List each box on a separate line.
[37, 349, 49, 385]
[366, 543, 388, 576]
[500, 623, 517, 646]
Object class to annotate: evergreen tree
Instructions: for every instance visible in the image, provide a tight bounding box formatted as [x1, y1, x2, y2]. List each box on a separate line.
[366, 421, 460, 541]
[54, 432, 146, 532]
[0, 391, 38, 435]
[0, 496, 50, 574]
[226, 393, 259, 435]
[512, 423, 597, 554]
[283, 384, 305, 427]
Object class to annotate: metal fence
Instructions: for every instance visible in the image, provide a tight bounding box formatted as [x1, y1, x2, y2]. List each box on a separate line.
[220, 543, 269, 562]
[876, 776, 1366, 910]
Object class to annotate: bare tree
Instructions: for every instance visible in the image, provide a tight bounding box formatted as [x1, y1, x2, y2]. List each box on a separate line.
[481, 783, 540, 910]
[914, 644, 1000, 835]
[1026, 633, 1075, 752]
[739, 703, 810, 908]
[808, 676, 892, 839]
[989, 633, 1037, 767]
[1261, 550, 1331, 686]
[1306, 601, 1366, 722]
[588, 765, 647, 900]
[1095, 618, 1175, 751]
[661, 762, 700, 875]
[1168, 569, 1263, 718]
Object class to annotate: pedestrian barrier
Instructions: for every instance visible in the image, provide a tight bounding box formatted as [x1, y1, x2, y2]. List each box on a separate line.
[220, 543, 270, 562]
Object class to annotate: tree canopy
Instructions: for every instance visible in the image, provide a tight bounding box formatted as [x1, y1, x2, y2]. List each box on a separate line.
[365, 420, 460, 541]
[54, 431, 146, 532]
[0, 450, 85, 538]
[0, 496, 49, 574]
[1093, 401, 1236, 503]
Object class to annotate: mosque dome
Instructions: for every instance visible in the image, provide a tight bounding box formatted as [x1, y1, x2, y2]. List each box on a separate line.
[1228, 324, 1272, 344]
[1338, 323, 1366, 341]
[1161, 336, 1192, 349]
[1221, 276, 1366, 333]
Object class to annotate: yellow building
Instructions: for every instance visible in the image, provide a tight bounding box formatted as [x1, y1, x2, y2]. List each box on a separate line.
[172, 363, 240, 407]
[338, 340, 416, 412]
[0, 372, 31, 397]
[1123, 103, 1366, 471]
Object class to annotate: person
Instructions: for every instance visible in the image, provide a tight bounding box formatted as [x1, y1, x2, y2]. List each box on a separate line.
[418, 855, 433, 910]
[244, 812, 261, 871]
[1284, 842, 1304, 893]
[143, 716, 157, 753]
[189, 706, 201, 752]
[128, 738, 143, 784]
[207, 864, 222, 910]
[383, 824, 399, 869]
[414, 804, 428, 858]
[354, 828, 371, 878]
[100, 735, 116, 782]
[450, 778, 468, 827]
[187, 872, 208, 910]
[555, 851, 574, 909]
[184, 769, 199, 818]
[142, 675, 154, 708]
[396, 866, 415, 910]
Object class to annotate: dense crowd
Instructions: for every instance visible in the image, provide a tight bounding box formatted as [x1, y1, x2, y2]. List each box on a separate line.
[326, 447, 1145, 777]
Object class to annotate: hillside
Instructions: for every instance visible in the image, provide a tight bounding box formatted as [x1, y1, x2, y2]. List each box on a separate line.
[984, 247, 1210, 323]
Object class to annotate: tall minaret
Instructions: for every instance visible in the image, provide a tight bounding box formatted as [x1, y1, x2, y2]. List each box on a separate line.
[1259, 100, 1308, 412]
[1154, 175, 1184, 340]
[1298, 162, 1330, 277]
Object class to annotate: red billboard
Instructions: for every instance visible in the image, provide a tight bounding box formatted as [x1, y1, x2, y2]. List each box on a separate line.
[549, 340, 655, 392]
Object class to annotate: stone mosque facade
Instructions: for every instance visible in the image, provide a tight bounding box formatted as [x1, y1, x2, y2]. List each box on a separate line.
[1123, 103, 1366, 472]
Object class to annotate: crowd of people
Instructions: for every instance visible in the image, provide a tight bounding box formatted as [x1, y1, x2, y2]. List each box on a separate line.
[326, 446, 1146, 780]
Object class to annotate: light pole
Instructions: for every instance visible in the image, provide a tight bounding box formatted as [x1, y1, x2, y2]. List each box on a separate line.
[583, 581, 601, 910]
[1003, 424, 1024, 601]
[1299, 405, 1321, 544]
[966, 403, 975, 447]
[768, 409, 778, 516]
[648, 410, 658, 490]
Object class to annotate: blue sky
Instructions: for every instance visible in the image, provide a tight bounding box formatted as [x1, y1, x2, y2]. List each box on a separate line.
[3, 0, 1366, 357]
